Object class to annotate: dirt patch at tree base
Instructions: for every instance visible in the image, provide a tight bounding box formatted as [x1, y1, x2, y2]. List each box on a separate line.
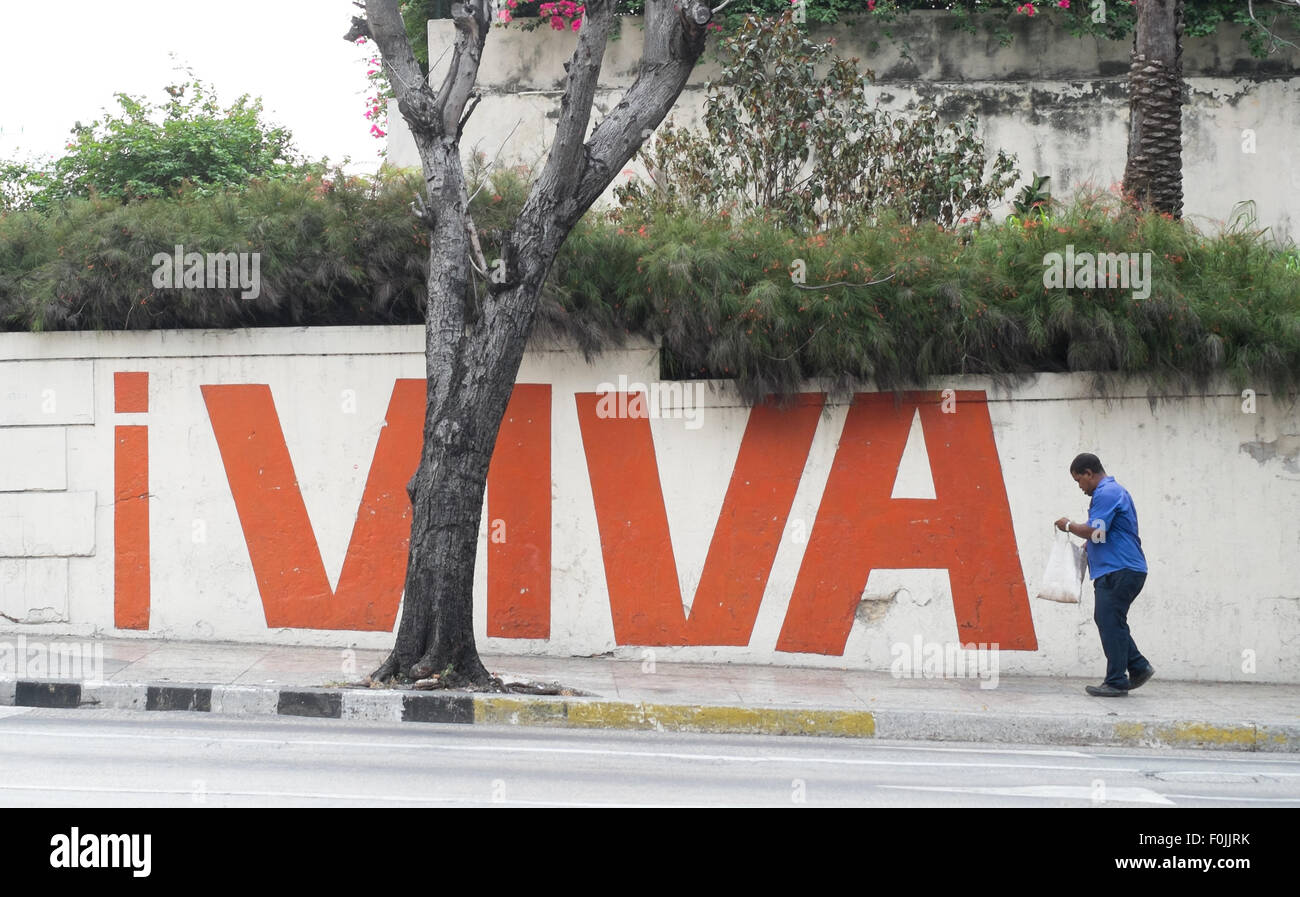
[342, 674, 593, 697]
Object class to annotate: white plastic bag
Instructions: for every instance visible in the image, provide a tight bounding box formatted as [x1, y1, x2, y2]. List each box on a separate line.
[1035, 529, 1087, 603]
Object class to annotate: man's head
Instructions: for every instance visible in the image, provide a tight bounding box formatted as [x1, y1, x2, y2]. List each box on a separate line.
[1069, 452, 1107, 496]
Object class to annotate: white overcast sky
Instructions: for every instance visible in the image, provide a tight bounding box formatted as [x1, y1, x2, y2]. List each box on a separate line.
[0, 0, 384, 171]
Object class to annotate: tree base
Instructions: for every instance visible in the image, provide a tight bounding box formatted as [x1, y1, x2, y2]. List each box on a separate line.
[367, 647, 491, 688]
[360, 658, 584, 696]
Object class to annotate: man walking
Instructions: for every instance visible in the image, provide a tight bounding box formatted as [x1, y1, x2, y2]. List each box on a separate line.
[1054, 453, 1155, 697]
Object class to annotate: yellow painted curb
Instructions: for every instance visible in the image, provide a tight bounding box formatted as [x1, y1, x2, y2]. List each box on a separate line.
[473, 697, 1297, 749]
[1113, 720, 1267, 749]
[475, 697, 875, 737]
[475, 696, 569, 726]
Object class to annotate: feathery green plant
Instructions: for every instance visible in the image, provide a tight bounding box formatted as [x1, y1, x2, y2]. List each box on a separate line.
[3, 173, 1296, 403]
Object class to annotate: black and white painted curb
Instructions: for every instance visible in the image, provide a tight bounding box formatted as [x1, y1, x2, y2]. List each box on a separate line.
[2, 677, 1297, 751]
[0, 680, 476, 725]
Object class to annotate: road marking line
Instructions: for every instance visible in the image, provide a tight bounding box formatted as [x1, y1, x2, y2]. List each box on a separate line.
[1095, 750, 1300, 766]
[862, 745, 1094, 758]
[0, 782, 675, 808]
[0, 727, 1142, 772]
[1161, 793, 1300, 803]
[881, 784, 1177, 805]
[1152, 769, 1300, 778]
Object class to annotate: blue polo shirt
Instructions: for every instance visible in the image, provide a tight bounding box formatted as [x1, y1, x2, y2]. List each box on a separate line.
[1084, 475, 1147, 579]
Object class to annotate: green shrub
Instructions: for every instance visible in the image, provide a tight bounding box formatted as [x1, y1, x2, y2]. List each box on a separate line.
[0, 169, 429, 330]
[553, 192, 1300, 400]
[2, 80, 310, 211]
[614, 12, 1018, 232]
[3, 174, 1296, 402]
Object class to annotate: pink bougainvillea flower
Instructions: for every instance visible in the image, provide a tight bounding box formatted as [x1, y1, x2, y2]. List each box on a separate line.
[550, 15, 564, 29]
[1057, 0, 1069, 7]
[571, 18, 581, 31]
[867, 0, 875, 9]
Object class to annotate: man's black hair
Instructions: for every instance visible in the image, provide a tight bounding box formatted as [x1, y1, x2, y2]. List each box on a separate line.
[1070, 452, 1106, 476]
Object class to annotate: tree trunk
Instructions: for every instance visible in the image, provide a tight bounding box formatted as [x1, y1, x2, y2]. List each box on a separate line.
[1122, 0, 1185, 217]
[357, 0, 714, 686]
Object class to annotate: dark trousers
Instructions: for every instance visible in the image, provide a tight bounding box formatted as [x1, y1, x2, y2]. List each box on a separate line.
[1092, 569, 1151, 689]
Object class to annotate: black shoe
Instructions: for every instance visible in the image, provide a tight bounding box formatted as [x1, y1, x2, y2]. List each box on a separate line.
[1086, 684, 1128, 697]
[1127, 666, 1155, 690]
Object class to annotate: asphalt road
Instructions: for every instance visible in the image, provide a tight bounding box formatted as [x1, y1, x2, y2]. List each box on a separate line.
[1, 707, 1298, 808]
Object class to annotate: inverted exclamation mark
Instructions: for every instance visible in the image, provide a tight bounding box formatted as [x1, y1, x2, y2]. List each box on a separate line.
[114, 372, 150, 629]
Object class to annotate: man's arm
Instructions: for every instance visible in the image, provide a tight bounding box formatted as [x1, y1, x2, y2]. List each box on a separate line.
[1055, 518, 1098, 540]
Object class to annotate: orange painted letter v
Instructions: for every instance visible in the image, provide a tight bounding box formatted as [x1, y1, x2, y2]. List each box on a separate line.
[576, 393, 824, 645]
[202, 382, 424, 630]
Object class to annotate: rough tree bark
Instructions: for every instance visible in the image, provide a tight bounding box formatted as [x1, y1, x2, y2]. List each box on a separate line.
[348, 0, 716, 685]
[1122, 0, 1185, 217]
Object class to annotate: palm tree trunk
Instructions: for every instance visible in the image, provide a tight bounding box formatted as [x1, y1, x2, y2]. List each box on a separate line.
[1123, 0, 1185, 217]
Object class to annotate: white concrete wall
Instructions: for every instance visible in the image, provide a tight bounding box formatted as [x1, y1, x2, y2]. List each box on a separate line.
[0, 356, 97, 625]
[387, 12, 1300, 239]
[0, 326, 1297, 682]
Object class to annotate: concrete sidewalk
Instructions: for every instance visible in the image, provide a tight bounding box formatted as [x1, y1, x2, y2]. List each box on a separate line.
[1, 634, 1296, 751]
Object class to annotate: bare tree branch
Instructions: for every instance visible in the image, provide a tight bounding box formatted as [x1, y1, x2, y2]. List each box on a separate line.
[1247, 0, 1300, 51]
[434, 1, 492, 137]
[568, 0, 714, 216]
[792, 273, 897, 290]
[461, 180, 491, 280]
[465, 117, 525, 206]
[344, 5, 373, 43]
[466, 225, 489, 276]
[485, 0, 715, 311]
[531, 0, 617, 207]
[457, 93, 482, 139]
[361, 0, 442, 135]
